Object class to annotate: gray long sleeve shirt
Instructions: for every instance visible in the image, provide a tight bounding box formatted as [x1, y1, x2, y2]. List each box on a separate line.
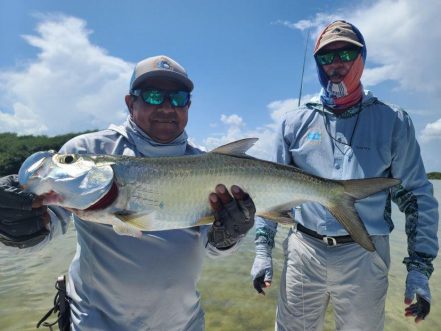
[256, 91, 438, 277]
[13, 120, 241, 330]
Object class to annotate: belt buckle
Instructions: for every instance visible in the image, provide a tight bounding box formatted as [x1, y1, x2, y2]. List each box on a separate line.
[323, 236, 337, 246]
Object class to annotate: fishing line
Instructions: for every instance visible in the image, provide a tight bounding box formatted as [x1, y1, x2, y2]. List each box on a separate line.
[298, 27, 311, 107]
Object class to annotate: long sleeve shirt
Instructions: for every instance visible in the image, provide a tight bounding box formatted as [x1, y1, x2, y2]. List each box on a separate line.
[256, 90, 438, 277]
[9, 120, 241, 330]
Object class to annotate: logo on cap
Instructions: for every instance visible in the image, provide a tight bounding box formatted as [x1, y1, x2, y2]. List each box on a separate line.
[157, 60, 171, 70]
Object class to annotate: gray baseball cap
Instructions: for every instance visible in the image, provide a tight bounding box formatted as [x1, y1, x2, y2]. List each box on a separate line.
[129, 55, 194, 92]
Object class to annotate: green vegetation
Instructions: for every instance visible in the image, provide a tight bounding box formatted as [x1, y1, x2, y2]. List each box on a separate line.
[428, 172, 441, 180]
[0, 132, 94, 176]
[0, 131, 440, 180]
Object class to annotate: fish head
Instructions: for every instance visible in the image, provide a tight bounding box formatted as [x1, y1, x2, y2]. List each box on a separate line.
[19, 151, 115, 210]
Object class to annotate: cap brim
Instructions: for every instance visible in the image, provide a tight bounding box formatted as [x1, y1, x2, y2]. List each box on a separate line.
[314, 38, 364, 54]
[131, 70, 194, 92]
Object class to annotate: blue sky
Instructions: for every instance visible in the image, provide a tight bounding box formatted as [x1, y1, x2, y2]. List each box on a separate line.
[1, 0, 440, 171]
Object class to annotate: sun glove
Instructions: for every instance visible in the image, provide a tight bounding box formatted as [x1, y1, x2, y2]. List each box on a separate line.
[251, 242, 273, 294]
[0, 175, 49, 248]
[404, 270, 431, 321]
[207, 193, 255, 249]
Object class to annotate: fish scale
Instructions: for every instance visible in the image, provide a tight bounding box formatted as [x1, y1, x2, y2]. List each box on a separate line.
[18, 138, 400, 251]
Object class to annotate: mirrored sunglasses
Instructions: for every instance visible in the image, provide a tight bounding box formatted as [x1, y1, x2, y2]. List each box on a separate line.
[316, 47, 360, 65]
[132, 89, 191, 107]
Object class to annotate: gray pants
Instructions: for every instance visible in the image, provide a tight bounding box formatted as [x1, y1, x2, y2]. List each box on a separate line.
[276, 228, 390, 331]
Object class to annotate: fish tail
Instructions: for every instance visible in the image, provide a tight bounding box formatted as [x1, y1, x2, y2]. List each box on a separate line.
[327, 177, 400, 252]
[327, 195, 375, 251]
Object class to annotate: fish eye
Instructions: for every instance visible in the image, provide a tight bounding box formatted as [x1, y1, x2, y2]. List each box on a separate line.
[65, 155, 74, 164]
[58, 154, 77, 164]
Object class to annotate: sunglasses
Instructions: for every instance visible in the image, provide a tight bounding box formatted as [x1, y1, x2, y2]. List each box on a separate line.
[315, 47, 360, 65]
[132, 89, 191, 107]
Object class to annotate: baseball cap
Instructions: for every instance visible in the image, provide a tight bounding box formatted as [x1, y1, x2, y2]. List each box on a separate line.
[314, 20, 364, 54]
[129, 55, 194, 92]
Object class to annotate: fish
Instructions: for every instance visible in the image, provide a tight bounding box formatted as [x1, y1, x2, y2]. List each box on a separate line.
[18, 138, 400, 251]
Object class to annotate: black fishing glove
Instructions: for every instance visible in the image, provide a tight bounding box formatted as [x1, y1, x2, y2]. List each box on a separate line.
[0, 175, 49, 249]
[207, 184, 255, 249]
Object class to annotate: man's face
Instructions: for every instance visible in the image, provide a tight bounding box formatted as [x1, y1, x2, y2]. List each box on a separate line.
[125, 78, 190, 143]
[319, 41, 358, 83]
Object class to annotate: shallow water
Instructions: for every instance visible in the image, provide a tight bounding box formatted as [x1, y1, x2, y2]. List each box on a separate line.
[0, 181, 440, 331]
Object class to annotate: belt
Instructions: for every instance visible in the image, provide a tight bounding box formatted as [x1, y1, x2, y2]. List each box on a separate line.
[295, 223, 354, 246]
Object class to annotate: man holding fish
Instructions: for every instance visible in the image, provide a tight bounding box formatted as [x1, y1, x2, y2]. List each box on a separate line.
[251, 20, 439, 330]
[0, 55, 255, 330]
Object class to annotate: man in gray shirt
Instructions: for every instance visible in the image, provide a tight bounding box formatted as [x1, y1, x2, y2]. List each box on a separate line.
[0, 55, 255, 330]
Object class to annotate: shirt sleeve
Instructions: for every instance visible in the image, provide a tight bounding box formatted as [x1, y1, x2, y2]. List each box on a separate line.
[390, 109, 439, 278]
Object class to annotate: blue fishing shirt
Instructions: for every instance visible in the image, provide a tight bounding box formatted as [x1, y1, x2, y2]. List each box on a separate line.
[256, 90, 439, 277]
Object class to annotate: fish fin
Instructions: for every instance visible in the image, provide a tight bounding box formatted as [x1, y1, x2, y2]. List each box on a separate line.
[327, 195, 375, 252]
[195, 215, 215, 226]
[211, 138, 258, 156]
[323, 177, 400, 252]
[257, 210, 295, 225]
[114, 212, 152, 231]
[257, 200, 307, 224]
[337, 177, 400, 199]
[110, 216, 143, 237]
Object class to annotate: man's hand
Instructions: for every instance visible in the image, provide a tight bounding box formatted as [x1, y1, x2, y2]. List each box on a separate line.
[0, 175, 50, 249]
[251, 243, 273, 295]
[404, 270, 431, 323]
[207, 184, 255, 249]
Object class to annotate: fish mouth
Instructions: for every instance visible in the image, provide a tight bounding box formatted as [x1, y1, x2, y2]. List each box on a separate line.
[18, 151, 55, 187]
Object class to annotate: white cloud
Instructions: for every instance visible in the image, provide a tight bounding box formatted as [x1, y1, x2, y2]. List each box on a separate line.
[281, 0, 441, 94]
[195, 95, 319, 160]
[0, 103, 47, 134]
[273, 13, 340, 33]
[273, 0, 440, 170]
[351, 0, 441, 93]
[220, 114, 244, 127]
[0, 15, 132, 136]
[420, 118, 441, 143]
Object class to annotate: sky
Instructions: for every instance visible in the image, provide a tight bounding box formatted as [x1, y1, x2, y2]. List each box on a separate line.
[0, 0, 440, 171]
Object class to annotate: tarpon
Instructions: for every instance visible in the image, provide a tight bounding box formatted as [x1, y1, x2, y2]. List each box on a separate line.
[18, 138, 400, 251]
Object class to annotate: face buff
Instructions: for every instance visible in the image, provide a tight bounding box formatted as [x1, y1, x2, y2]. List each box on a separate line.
[314, 22, 367, 110]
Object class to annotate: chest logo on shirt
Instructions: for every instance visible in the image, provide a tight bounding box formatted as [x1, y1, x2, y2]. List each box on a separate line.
[305, 130, 322, 144]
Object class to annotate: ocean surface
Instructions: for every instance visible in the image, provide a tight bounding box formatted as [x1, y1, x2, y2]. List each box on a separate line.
[1, 181, 440, 331]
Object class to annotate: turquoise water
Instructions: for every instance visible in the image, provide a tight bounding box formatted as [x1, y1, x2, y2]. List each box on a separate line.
[1, 181, 440, 331]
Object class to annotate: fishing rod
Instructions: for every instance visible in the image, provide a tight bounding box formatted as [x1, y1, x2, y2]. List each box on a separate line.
[298, 27, 311, 107]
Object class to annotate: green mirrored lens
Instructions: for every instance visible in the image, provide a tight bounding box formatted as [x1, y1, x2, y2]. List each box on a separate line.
[316, 48, 360, 65]
[140, 90, 189, 107]
[170, 91, 190, 107]
[316, 53, 335, 65]
[338, 49, 359, 62]
[142, 90, 164, 105]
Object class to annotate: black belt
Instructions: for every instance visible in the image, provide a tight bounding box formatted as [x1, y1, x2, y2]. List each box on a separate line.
[296, 223, 354, 246]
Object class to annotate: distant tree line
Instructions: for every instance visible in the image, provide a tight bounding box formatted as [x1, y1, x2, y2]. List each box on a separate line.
[0, 132, 94, 176]
[0, 132, 440, 179]
[428, 172, 441, 180]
